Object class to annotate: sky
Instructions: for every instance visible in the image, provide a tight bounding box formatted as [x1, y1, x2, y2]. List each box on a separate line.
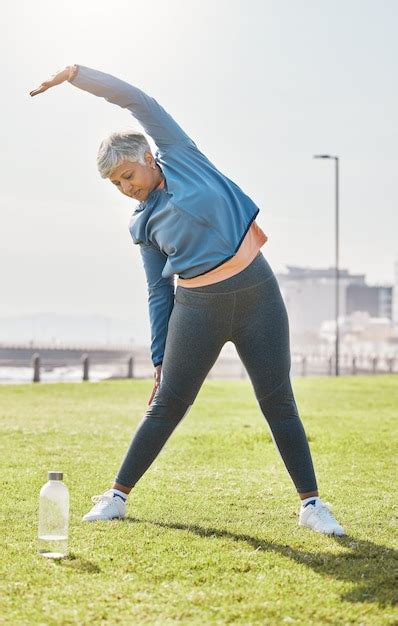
[1, 0, 397, 343]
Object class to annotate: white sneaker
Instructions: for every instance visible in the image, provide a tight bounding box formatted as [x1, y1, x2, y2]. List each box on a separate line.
[82, 489, 126, 522]
[299, 499, 345, 536]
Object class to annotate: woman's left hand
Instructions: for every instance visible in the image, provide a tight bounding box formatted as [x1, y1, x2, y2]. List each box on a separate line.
[148, 364, 162, 405]
[29, 66, 73, 97]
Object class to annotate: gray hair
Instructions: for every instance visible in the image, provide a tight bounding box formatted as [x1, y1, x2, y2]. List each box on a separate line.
[97, 130, 152, 179]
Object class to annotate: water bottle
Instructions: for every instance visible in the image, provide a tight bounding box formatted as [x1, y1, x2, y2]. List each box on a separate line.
[38, 471, 69, 559]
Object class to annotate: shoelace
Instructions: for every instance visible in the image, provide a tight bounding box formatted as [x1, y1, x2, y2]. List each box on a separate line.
[313, 501, 339, 524]
[91, 494, 113, 506]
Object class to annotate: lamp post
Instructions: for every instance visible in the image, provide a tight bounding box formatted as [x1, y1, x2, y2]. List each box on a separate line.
[313, 154, 340, 376]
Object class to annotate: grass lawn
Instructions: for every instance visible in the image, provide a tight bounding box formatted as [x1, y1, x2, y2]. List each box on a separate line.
[0, 375, 397, 625]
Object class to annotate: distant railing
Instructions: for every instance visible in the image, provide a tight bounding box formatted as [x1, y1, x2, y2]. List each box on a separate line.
[0, 344, 398, 382]
[291, 353, 397, 376]
[3, 348, 398, 383]
[0, 341, 133, 352]
[30, 353, 136, 383]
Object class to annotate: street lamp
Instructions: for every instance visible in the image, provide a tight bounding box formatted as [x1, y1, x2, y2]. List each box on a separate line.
[313, 154, 340, 376]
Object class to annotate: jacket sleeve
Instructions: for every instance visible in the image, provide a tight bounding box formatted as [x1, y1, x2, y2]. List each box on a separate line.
[69, 65, 195, 150]
[139, 244, 175, 367]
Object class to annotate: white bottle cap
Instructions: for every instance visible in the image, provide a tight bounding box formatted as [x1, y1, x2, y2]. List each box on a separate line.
[48, 471, 63, 480]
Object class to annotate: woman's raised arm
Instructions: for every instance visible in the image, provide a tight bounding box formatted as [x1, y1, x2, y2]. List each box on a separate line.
[30, 64, 195, 151]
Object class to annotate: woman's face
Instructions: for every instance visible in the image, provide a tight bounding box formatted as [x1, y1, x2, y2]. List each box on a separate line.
[109, 152, 163, 202]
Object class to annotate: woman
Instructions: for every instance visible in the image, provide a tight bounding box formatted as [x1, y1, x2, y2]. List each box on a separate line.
[30, 65, 344, 535]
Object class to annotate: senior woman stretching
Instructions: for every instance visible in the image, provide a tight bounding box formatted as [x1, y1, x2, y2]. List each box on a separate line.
[30, 65, 344, 535]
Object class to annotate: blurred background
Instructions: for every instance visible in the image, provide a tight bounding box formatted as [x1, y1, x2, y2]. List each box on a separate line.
[1, 0, 397, 382]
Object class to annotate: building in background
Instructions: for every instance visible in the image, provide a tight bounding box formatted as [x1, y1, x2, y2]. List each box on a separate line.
[393, 256, 398, 326]
[277, 266, 363, 337]
[346, 284, 392, 319]
[277, 265, 394, 348]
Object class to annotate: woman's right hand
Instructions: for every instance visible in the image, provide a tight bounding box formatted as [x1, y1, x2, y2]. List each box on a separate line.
[29, 66, 74, 97]
[148, 364, 162, 406]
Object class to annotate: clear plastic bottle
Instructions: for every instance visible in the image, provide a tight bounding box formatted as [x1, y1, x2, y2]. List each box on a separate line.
[38, 471, 69, 559]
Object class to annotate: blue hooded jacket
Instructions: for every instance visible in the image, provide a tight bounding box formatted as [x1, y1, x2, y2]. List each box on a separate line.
[71, 66, 261, 366]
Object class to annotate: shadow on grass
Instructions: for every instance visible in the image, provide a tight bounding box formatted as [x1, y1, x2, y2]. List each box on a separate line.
[125, 516, 397, 607]
[53, 552, 101, 573]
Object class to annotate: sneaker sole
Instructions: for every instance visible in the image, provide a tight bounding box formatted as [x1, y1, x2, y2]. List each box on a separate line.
[299, 521, 345, 536]
[82, 515, 125, 522]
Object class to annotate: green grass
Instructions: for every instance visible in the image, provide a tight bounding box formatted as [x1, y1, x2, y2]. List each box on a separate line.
[0, 376, 397, 625]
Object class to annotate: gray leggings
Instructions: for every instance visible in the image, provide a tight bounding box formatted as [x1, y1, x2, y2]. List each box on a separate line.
[115, 252, 318, 494]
